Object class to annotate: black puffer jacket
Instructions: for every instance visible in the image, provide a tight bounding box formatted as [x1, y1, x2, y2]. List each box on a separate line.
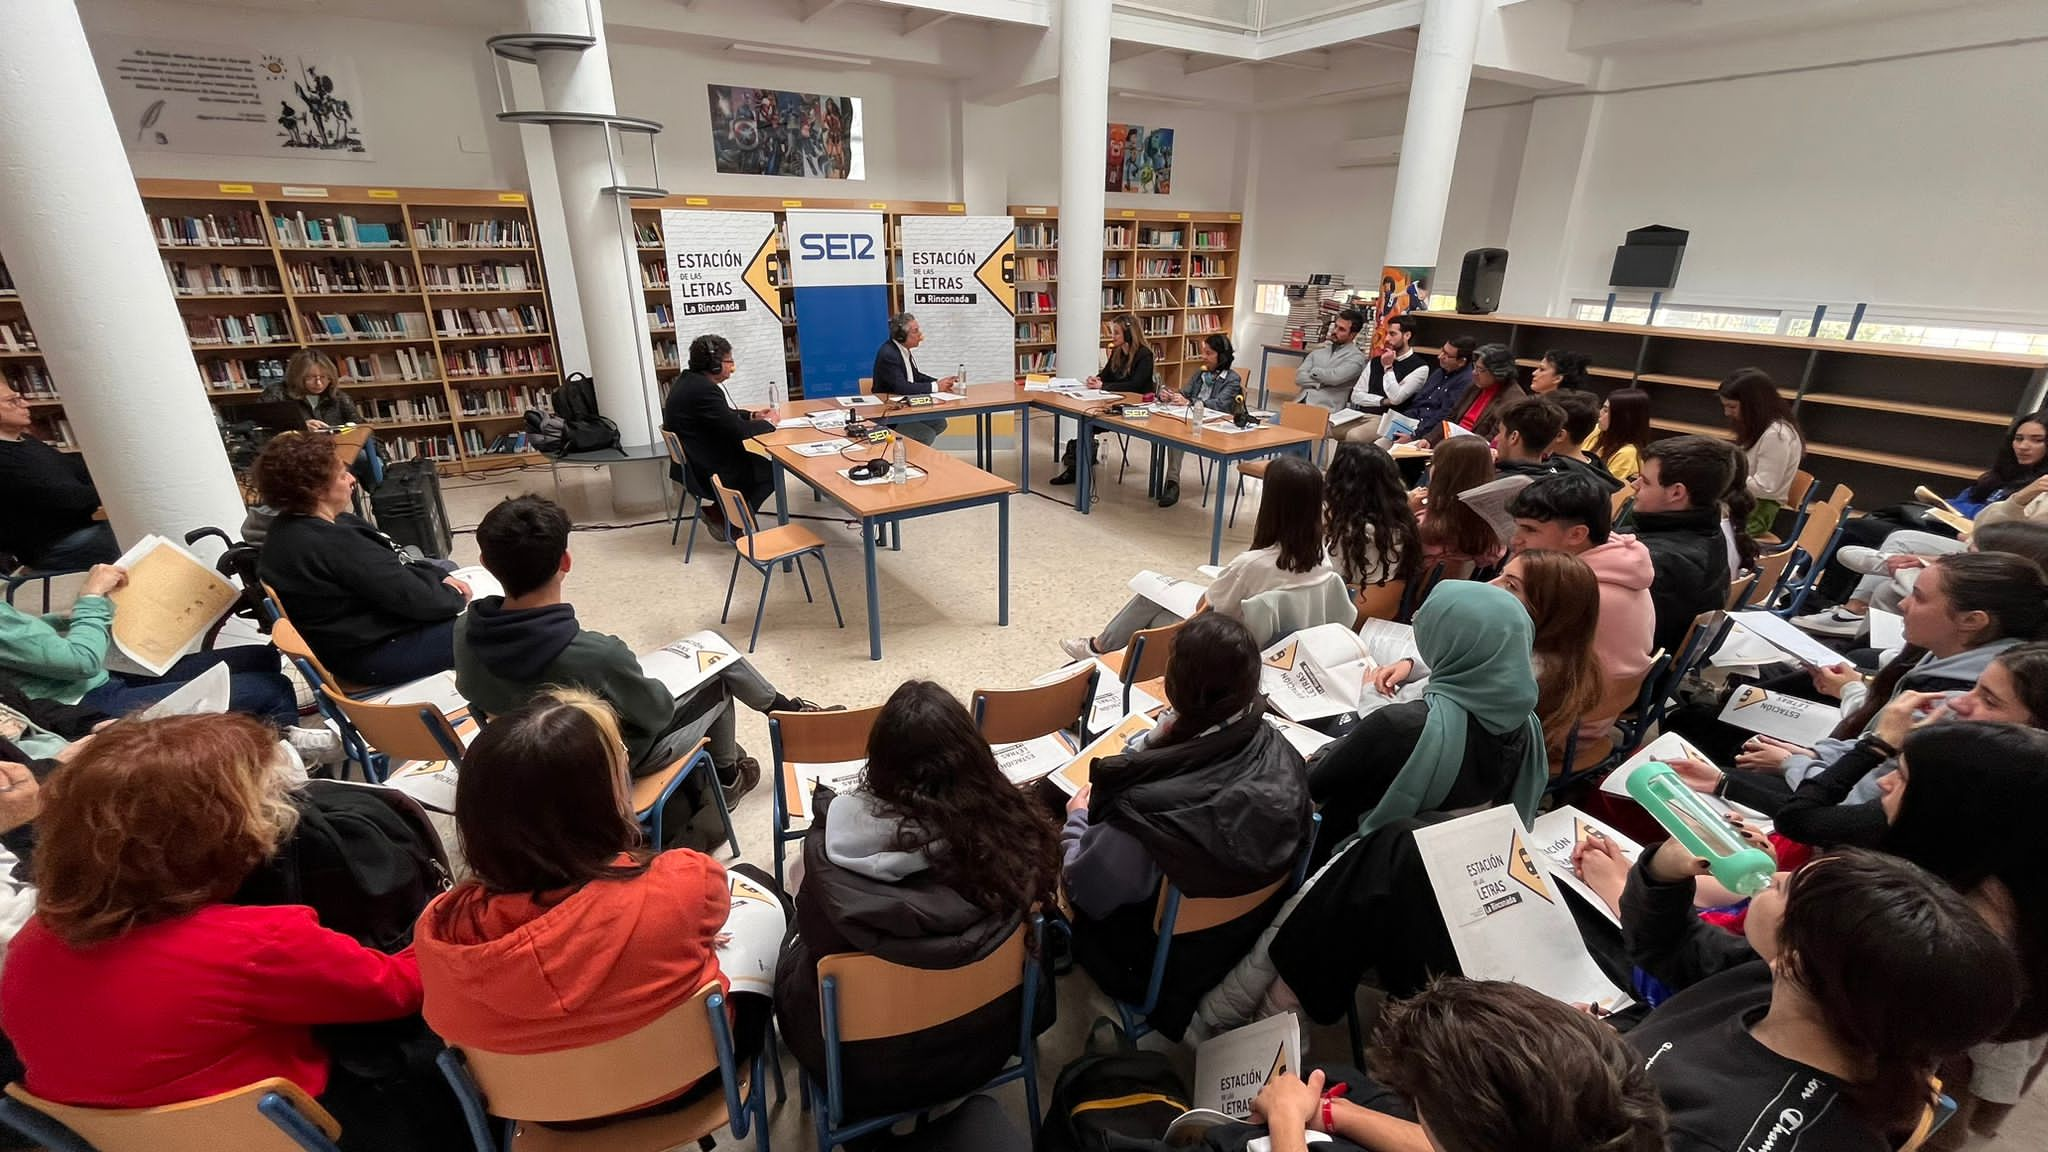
[775, 789, 1043, 1118]
[1632, 506, 1730, 655]
[1075, 711, 1313, 1039]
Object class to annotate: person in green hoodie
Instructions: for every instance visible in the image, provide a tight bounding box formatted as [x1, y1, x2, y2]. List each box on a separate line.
[454, 495, 832, 808]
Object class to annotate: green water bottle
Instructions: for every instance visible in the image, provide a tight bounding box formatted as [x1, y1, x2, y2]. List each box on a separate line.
[1626, 762, 1777, 897]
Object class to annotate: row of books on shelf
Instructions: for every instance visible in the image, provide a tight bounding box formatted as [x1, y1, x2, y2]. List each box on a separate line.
[435, 306, 546, 338]
[653, 337, 678, 371]
[633, 223, 662, 248]
[2, 363, 55, 399]
[0, 320, 37, 353]
[304, 311, 432, 342]
[384, 432, 461, 463]
[463, 427, 531, 456]
[358, 393, 448, 424]
[1138, 228, 1184, 249]
[164, 260, 283, 297]
[1188, 286, 1227, 307]
[1139, 258, 1183, 278]
[1019, 257, 1058, 281]
[1140, 316, 1179, 337]
[1136, 287, 1178, 310]
[154, 210, 268, 247]
[1016, 321, 1054, 343]
[1191, 256, 1228, 277]
[286, 256, 416, 295]
[201, 357, 286, 392]
[1103, 225, 1132, 248]
[339, 348, 437, 383]
[34, 416, 76, 450]
[1186, 337, 1224, 359]
[1104, 258, 1129, 279]
[1019, 290, 1056, 315]
[423, 260, 540, 291]
[1103, 289, 1128, 310]
[272, 213, 403, 249]
[641, 259, 670, 289]
[189, 312, 293, 346]
[648, 303, 674, 331]
[412, 218, 533, 249]
[1016, 350, 1055, 373]
[1187, 314, 1228, 335]
[1016, 223, 1057, 248]
[446, 344, 556, 377]
[1192, 229, 1233, 249]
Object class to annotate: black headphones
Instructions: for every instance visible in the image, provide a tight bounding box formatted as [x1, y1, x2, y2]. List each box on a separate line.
[851, 457, 892, 480]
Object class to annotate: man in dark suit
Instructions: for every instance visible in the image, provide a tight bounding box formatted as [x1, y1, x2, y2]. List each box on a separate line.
[661, 334, 778, 539]
[871, 312, 959, 445]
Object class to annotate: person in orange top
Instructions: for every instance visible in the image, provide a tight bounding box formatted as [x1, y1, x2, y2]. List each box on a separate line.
[413, 688, 762, 1121]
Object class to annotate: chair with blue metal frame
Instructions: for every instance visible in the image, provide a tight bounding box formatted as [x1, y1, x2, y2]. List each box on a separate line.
[321, 686, 467, 788]
[0, 1077, 342, 1152]
[710, 476, 845, 653]
[436, 980, 771, 1152]
[1772, 484, 1852, 619]
[1095, 617, 1184, 714]
[660, 430, 711, 562]
[1110, 813, 1321, 1041]
[768, 704, 883, 887]
[971, 660, 1099, 750]
[807, 915, 1044, 1152]
[630, 735, 738, 857]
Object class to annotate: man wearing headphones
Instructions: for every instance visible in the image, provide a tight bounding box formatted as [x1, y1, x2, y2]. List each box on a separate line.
[661, 334, 778, 540]
[872, 312, 959, 446]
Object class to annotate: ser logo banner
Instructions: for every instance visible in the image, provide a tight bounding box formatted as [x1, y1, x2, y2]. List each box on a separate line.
[797, 233, 877, 261]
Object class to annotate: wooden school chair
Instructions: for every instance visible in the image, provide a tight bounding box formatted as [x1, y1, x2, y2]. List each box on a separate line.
[1352, 579, 1409, 628]
[1772, 484, 1852, 618]
[711, 475, 844, 653]
[809, 917, 1044, 1152]
[632, 736, 738, 857]
[1732, 544, 1796, 610]
[769, 704, 884, 887]
[1228, 403, 1330, 527]
[1096, 617, 1184, 713]
[263, 586, 377, 697]
[1757, 468, 1817, 548]
[972, 660, 1099, 746]
[322, 686, 468, 786]
[660, 430, 710, 562]
[0, 1078, 341, 1152]
[1114, 813, 1321, 1042]
[437, 981, 769, 1152]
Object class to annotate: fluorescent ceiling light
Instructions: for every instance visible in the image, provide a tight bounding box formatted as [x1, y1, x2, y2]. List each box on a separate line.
[726, 42, 874, 67]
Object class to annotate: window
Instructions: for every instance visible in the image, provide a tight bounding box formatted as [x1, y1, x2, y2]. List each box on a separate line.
[1783, 317, 2048, 354]
[1570, 299, 1777, 333]
[1254, 281, 1292, 317]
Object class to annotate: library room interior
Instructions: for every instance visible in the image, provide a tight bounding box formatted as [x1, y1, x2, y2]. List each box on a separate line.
[4, 1, 2048, 1151]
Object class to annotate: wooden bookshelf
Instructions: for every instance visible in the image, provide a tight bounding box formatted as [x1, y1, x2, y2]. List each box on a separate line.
[1406, 311, 2048, 505]
[138, 179, 561, 475]
[1007, 205, 1243, 393]
[0, 253, 74, 453]
[629, 195, 967, 401]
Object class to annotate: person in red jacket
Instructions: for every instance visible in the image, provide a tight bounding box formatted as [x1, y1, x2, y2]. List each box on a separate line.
[413, 688, 760, 1125]
[0, 714, 435, 1148]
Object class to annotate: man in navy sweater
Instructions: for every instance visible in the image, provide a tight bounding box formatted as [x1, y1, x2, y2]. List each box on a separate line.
[871, 313, 959, 446]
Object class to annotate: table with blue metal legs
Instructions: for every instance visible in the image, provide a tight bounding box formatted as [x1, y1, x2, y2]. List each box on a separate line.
[1072, 411, 1320, 565]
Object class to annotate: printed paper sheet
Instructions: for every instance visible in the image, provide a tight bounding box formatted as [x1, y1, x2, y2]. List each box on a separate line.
[105, 535, 240, 676]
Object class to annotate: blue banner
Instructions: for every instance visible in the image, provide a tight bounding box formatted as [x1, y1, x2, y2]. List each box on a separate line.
[787, 210, 890, 399]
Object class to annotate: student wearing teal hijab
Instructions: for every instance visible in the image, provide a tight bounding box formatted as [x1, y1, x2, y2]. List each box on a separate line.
[1303, 579, 1548, 869]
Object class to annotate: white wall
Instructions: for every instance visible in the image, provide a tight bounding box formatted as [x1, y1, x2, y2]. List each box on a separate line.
[78, 0, 521, 189]
[1510, 36, 2048, 324]
[999, 94, 1252, 211]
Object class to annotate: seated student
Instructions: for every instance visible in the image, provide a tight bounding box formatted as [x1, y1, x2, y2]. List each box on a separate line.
[1192, 582, 1550, 1035]
[871, 312, 960, 447]
[0, 563, 296, 725]
[255, 432, 469, 687]
[415, 690, 767, 1116]
[1062, 614, 1313, 1039]
[1546, 389, 1623, 490]
[1063, 455, 1333, 660]
[1491, 550, 1603, 760]
[1381, 336, 1474, 449]
[1424, 344, 1525, 446]
[1729, 551, 2048, 804]
[0, 380, 118, 571]
[1621, 434, 1732, 655]
[1507, 474, 1656, 733]
[663, 334, 779, 531]
[1527, 348, 1593, 395]
[1718, 368, 1806, 537]
[1290, 307, 1369, 412]
[1156, 333, 1244, 508]
[775, 680, 1059, 1118]
[1622, 843, 2020, 1152]
[1413, 436, 1505, 575]
[1490, 396, 1566, 480]
[456, 496, 828, 801]
[1250, 978, 1668, 1152]
[1339, 313, 1431, 441]
[1585, 387, 1650, 485]
[1323, 443, 1421, 591]
[0, 714, 457, 1151]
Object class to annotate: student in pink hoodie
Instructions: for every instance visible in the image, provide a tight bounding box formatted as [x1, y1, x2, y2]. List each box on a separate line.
[1507, 474, 1656, 734]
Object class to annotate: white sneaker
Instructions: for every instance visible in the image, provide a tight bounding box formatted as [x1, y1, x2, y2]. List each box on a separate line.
[1060, 636, 1098, 663]
[281, 723, 346, 767]
[1791, 607, 1868, 639]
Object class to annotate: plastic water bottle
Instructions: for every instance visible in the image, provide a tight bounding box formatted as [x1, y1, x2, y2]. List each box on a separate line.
[890, 431, 907, 485]
[957, 362, 967, 390]
[1191, 395, 1207, 435]
[1626, 762, 1777, 897]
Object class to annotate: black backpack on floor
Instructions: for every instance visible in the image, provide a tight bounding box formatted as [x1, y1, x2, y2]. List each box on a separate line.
[525, 371, 622, 456]
[1040, 1018, 1191, 1152]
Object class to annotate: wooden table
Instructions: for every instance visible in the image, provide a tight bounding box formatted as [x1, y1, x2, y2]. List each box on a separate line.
[780, 382, 1036, 487]
[753, 421, 1017, 661]
[1065, 404, 1320, 565]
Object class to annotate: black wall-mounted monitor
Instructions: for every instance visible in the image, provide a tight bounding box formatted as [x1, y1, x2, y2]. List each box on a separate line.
[1610, 243, 1684, 290]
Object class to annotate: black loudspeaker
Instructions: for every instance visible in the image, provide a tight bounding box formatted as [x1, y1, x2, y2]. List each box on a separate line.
[369, 459, 454, 559]
[1457, 248, 1509, 314]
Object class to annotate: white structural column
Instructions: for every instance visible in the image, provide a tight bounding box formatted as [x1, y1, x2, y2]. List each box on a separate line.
[0, 2, 247, 555]
[1383, 0, 1484, 269]
[1056, 0, 1111, 380]
[521, 0, 660, 504]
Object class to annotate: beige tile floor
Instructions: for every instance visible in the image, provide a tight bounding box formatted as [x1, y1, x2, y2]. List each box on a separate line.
[422, 414, 2041, 1149]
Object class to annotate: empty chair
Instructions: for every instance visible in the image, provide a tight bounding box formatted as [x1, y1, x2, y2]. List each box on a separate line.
[711, 475, 845, 652]
[971, 660, 1098, 748]
[1229, 403, 1329, 526]
[322, 686, 468, 786]
[661, 430, 712, 561]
